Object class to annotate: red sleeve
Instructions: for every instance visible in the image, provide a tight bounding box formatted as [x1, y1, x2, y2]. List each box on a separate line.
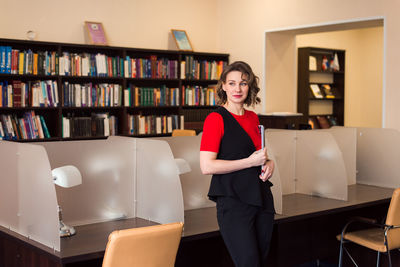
[249, 111, 262, 150]
[200, 112, 224, 152]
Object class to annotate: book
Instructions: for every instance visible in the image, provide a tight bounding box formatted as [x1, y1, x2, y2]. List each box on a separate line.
[317, 116, 330, 129]
[40, 115, 51, 138]
[12, 81, 22, 107]
[321, 84, 335, 98]
[62, 116, 70, 138]
[310, 84, 323, 98]
[309, 55, 317, 71]
[308, 117, 319, 129]
[327, 116, 338, 126]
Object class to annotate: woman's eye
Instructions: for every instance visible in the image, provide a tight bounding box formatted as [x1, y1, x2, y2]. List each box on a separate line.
[240, 83, 248, 87]
[229, 82, 235, 86]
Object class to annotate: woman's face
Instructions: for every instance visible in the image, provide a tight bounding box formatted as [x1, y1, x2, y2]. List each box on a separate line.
[222, 71, 249, 105]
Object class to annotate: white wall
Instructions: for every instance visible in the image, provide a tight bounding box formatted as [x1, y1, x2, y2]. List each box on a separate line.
[0, 0, 219, 52]
[216, 0, 400, 130]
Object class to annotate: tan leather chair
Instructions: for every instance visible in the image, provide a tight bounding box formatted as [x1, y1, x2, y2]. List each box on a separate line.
[338, 188, 400, 267]
[171, 129, 196, 137]
[102, 222, 183, 267]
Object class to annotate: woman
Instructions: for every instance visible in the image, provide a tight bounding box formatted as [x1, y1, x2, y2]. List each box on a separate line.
[200, 61, 275, 267]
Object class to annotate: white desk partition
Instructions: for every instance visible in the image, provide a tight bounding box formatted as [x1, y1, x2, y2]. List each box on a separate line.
[135, 138, 184, 223]
[264, 135, 283, 214]
[40, 138, 136, 226]
[266, 130, 297, 194]
[296, 131, 347, 200]
[157, 134, 283, 214]
[0, 141, 59, 251]
[156, 135, 214, 211]
[267, 129, 348, 201]
[357, 127, 400, 188]
[321, 127, 357, 185]
[39, 136, 184, 226]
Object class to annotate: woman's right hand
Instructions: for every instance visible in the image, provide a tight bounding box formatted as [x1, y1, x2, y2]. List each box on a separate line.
[248, 148, 268, 167]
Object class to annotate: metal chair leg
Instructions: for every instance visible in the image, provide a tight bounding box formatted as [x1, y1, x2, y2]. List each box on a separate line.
[339, 238, 344, 267]
[376, 251, 380, 267]
[387, 250, 392, 267]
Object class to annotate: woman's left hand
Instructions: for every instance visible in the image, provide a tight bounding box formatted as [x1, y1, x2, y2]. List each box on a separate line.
[259, 159, 274, 182]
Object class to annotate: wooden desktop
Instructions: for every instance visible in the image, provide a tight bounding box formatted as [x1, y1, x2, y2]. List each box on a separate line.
[0, 184, 395, 267]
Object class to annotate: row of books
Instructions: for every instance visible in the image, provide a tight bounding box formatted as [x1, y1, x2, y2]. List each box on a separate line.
[124, 56, 178, 79]
[0, 111, 50, 140]
[182, 85, 217, 106]
[1, 80, 59, 108]
[62, 113, 118, 138]
[125, 86, 180, 107]
[1, 80, 219, 108]
[0, 47, 58, 75]
[63, 82, 122, 107]
[59, 52, 114, 77]
[128, 114, 183, 135]
[310, 84, 336, 99]
[183, 108, 214, 123]
[182, 56, 226, 80]
[1, 46, 228, 79]
[308, 115, 338, 129]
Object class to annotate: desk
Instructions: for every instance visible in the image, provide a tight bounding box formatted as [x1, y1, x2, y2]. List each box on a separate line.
[178, 184, 395, 267]
[0, 185, 395, 267]
[0, 218, 157, 267]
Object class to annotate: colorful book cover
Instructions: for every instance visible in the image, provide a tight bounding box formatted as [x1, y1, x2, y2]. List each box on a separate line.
[0, 46, 5, 73]
[12, 81, 22, 107]
[310, 84, 323, 98]
[40, 115, 50, 138]
[321, 84, 335, 98]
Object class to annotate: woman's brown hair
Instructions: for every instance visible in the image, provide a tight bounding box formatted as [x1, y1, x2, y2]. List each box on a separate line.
[216, 61, 260, 107]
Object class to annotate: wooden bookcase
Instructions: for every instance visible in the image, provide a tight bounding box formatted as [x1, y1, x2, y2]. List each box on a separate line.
[297, 47, 345, 128]
[0, 38, 228, 141]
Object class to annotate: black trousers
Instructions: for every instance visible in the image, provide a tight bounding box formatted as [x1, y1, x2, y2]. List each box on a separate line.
[216, 196, 274, 267]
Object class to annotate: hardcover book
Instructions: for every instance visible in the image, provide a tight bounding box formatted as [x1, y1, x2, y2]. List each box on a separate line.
[317, 115, 330, 129]
[310, 84, 323, 98]
[321, 84, 335, 98]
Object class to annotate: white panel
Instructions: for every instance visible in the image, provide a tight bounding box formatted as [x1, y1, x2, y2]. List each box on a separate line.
[296, 131, 348, 200]
[38, 137, 135, 225]
[266, 129, 296, 194]
[264, 135, 283, 214]
[136, 138, 184, 224]
[156, 135, 215, 211]
[357, 128, 400, 188]
[17, 143, 60, 251]
[0, 141, 60, 251]
[0, 141, 19, 231]
[321, 127, 357, 185]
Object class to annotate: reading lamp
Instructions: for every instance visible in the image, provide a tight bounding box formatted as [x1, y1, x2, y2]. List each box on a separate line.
[52, 165, 82, 237]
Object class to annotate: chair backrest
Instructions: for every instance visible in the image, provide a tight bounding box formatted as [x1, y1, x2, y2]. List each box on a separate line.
[385, 188, 400, 249]
[102, 222, 183, 267]
[172, 129, 196, 137]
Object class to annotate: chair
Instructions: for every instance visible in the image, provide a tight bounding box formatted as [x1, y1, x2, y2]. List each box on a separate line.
[102, 222, 184, 267]
[172, 129, 196, 136]
[338, 188, 400, 267]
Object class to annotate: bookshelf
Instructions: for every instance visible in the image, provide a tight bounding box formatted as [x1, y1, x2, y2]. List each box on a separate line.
[297, 47, 345, 129]
[0, 38, 228, 141]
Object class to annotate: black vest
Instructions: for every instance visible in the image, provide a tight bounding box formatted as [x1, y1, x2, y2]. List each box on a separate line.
[207, 107, 275, 212]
